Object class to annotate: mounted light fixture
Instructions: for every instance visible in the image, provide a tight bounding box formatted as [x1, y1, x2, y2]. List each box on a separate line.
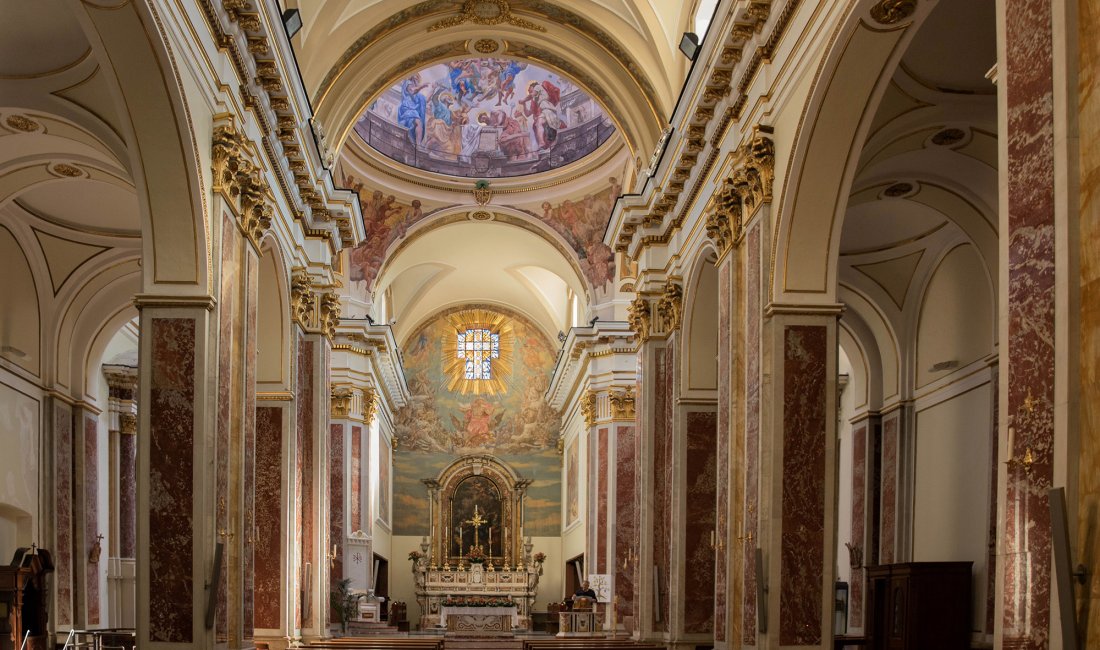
[282, 8, 302, 39]
[679, 32, 700, 60]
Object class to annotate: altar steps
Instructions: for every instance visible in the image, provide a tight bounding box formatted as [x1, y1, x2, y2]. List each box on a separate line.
[444, 639, 523, 650]
[346, 621, 402, 636]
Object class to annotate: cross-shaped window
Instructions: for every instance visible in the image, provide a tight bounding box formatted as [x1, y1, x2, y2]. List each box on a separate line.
[457, 328, 500, 380]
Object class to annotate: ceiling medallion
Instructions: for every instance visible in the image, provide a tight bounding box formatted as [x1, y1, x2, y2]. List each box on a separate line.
[473, 38, 500, 54]
[870, 0, 917, 25]
[49, 163, 85, 178]
[930, 127, 967, 147]
[429, 0, 546, 33]
[470, 210, 494, 220]
[5, 115, 40, 133]
[883, 181, 915, 197]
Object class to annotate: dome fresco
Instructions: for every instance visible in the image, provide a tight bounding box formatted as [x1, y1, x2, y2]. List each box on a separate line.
[354, 57, 616, 178]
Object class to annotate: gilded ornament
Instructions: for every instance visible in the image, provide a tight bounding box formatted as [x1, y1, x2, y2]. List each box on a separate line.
[428, 0, 546, 33]
[473, 179, 492, 205]
[580, 390, 597, 428]
[362, 387, 380, 423]
[331, 386, 354, 419]
[473, 38, 499, 54]
[627, 296, 650, 343]
[50, 163, 83, 178]
[471, 210, 493, 221]
[884, 182, 913, 197]
[119, 413, 137, 436]
[931, 128, 966, 146]
[5, 115, 39, 132]
[608, 388, 635, 421]
[656, 281, 683, 333]
[291, 271, 315, 328]
[319, 291, 342, 340]
[870, 0, 917, 24]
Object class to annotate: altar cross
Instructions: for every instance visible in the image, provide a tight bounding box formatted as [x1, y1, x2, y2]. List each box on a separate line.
[465, 504, 487, 548]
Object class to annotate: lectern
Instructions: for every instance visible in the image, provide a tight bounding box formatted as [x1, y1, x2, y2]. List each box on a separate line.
[0, 548, 54, 650]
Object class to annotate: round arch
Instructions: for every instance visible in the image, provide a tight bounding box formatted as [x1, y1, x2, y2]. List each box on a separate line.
[680, 243, 720, 397]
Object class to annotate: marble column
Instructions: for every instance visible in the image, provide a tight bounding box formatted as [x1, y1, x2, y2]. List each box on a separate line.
[1077, 0, 1100, 643]
[50, 397, 75, 630]
[73, 406, 102, 627]
[104, 365, 138, 628]
[713, 252, 734, 650]
[295, 331, 331, 639]
[845, 414, 880, 635]
[760, 308, 839, 648]
[135, 296, 217, 648]
[741, 221, 763, 649]
[997, 0, 1058, 644]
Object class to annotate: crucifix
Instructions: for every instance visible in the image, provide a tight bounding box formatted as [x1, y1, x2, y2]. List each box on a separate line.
[465, 504, 487, 548]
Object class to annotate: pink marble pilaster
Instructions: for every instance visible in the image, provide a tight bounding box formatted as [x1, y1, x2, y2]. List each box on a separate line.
[148, 317, 196, 643]
[743, 223, 762, 644]
[54, 401, 74, 626]
[84, 414, 100, 625]
[1001, 0, 1056, 644]
[715, 257, 730, 643]
[329, 422, 345, 623]
[119, 426, 136, 559]
[254, 406, 283, 630]
[351, 425, 362, 531]
[215, 215, 238, 641]
[244, 249, 259, 641]
[297, 335, 316, 630]
[779, 325, 827, 646]
[684, 410, 717, 634]
[986, 370, 999, 635]
[597, 426, 609, 573]
[880, 415, 898, 564]
[614, 424, 636, 620]
[652, 346, 673, 632]
[849, 424, 867, 629]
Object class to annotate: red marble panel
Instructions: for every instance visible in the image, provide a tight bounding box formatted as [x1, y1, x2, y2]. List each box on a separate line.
[652, 346, 673, 631]
[1003, 2, 1055, 642]
[215, 215, 237, 640]
[633, 376, 643, 621]
[779, 325, 826, 646]
[54, 402, 73, 626]
[986, 374, 998, 635]
[254, 406, 283, 630]
[330, 423, 345, 623]
[743, 223, 761, 644]
[715, 260, 729, 642]
[614, 424, 636, 620]
[352, 425, 362, 531]
[849, 424, 867, 629]
[244, 250, 258, 641]
[84, 414, 100, 625]
[880, 416, 897, 564]
[120, 430, 136, 559]
[297, 336, 315, 630]
[684, 410, 717, 634]
[596, 427, 609, 573]
[148, 317, 196, 643]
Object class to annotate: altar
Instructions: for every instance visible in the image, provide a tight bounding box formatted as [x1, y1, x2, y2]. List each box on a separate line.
[412, 456, 544, 630]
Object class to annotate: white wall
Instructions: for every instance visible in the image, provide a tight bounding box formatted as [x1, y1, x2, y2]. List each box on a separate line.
[0, 377, 40, 561]
[834, 349, 855, 589]
[913, 383, 992, 632]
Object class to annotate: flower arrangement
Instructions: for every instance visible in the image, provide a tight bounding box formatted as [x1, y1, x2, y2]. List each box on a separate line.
[465, 545, 487, 564]
[442, 595, 515, 607]
[408, 550, 424, 561]
[533, 552, 546, 564]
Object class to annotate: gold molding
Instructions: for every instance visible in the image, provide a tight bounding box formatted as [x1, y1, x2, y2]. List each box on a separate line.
[428, 0, 546, 33]
[133, 294, 217, 310]
[257, 391, 294, 401]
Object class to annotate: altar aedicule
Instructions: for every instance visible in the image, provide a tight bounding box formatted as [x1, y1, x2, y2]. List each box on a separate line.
[412, 455, 543, 630]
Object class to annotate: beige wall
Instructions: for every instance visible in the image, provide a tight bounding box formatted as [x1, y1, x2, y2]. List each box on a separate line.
[0, 377, 40, 560]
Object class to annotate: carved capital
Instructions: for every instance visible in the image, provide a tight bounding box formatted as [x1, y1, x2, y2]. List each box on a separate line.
[119, 413, 137, 436]
[362, 387, 379, 423]
[212, 123, 272, 248]
[732, 132, 775, 213]
[291, 271, 315, 328]
[627, 296, 651, 343]
[656, 281, 684, 333]
[608, 387, 636, 421]
[580, 390, 597, 428]
[319, 291, 342, 340]
[331, 386, 354, 419]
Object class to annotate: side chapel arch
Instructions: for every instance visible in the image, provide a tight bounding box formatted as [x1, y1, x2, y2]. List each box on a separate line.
[423, 455, 532, 566]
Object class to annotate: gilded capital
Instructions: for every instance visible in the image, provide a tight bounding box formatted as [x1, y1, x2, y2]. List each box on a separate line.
[656, 281, 683, 333]
[732, 132, 775, 213]
[319, 291, 342, 340]
[609, 387, 636, 421]
[119, 413, 138, 436]
[580, 390, 597, 428]
[291, 271, 315, 328]
[362, 387, 379, 423]
[212, 122, 272, 249]
[331, 386, 354, 419]
[870, 0, 917, 24]
[627, 296, 651, 343]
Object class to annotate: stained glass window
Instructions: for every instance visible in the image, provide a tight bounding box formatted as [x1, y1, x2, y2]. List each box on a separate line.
[457, 328, 500, 380]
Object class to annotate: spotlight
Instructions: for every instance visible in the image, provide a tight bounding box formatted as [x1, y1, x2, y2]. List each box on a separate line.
[282, 9, 302, 39]
[679, 32, 700, 60]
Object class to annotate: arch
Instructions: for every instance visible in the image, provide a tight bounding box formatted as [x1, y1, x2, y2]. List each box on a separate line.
[0, 224, 42, 376]
[681, 244, 720, 396]
[771, 0, 937, 304]
[70, 0, 209, 292]
[839, 282, 900, 406]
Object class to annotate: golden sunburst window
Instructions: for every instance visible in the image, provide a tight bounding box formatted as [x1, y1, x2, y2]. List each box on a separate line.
[442, 309, 514, 395]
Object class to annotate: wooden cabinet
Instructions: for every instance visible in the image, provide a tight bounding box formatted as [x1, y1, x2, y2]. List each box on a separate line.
[865, 562, 972, 650]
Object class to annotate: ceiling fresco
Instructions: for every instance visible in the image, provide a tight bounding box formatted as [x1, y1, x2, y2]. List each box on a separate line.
[353, 57, 615, 178]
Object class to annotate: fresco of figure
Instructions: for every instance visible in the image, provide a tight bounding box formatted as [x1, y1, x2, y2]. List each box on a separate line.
[398, 74, 429, 145]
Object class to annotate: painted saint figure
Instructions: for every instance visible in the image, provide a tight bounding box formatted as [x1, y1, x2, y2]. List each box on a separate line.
[398, 74, 429, 145]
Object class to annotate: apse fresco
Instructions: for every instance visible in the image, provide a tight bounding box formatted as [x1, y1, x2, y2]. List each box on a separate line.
[391, 306, 562, 536]
[342, 174, 618, 293]
[355, 58, 615, 178]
